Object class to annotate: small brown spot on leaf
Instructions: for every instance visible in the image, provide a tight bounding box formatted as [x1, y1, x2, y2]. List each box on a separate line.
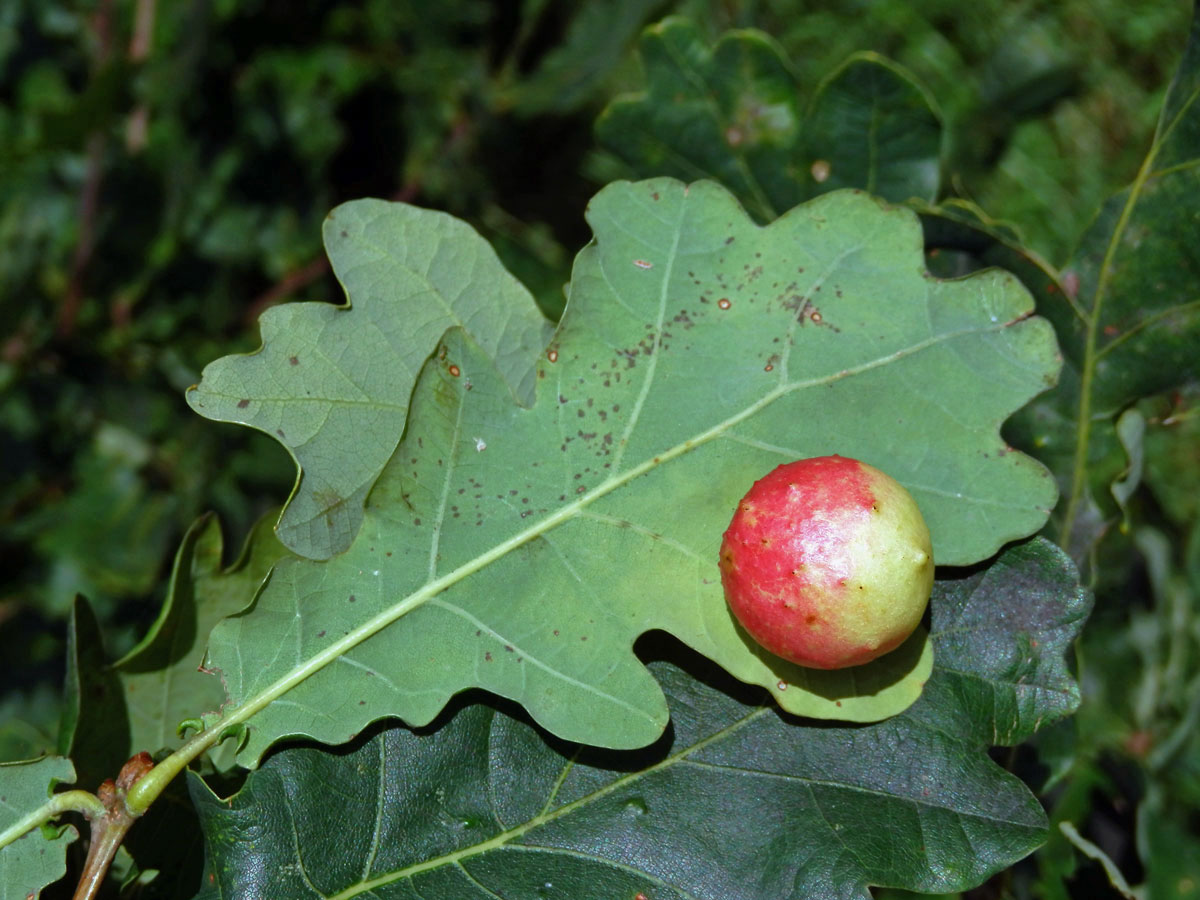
[449, 365, 461, 377]
[237, 399, 250, 409]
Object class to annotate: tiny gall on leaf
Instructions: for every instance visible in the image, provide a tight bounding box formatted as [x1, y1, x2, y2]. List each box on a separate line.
[719, 455, 934, 670]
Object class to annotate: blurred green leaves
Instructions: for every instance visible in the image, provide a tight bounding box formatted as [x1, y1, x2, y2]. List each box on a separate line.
[596, 19, 943, 220]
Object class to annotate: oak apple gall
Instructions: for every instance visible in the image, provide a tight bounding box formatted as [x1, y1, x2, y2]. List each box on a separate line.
[719, 455, 934, 669]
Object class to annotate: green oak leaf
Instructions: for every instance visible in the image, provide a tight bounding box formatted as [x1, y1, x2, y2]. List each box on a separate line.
[196, 179, 1059, 761]
[1043, 2, 1200, 550]
[186, 199, 555, 560]
[915, 199, 1094, 512]
[115, 511, 292, 761]
[189, 538, 1088, 900]
[804, 51, 944, 201]
[1142, 385, 1200, 528]
[908, 538, 1090, 746]
[0, 688, 58, 764]
[29, 517, 290, 891]
[58, 596, 128, 795]
[918, 197, 1066, 317]
[596, 19, 942, 222]
[0, 757, 78, 900]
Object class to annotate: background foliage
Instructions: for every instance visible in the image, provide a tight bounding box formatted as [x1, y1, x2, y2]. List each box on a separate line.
[2, 0, 1197, 897]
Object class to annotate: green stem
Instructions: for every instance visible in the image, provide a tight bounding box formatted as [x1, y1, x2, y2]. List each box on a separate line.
[1058, 122, 1162, 553]
[122, 723, 227, 814]
[0, 790, 106, 850]
[1058, 821, 1144, 900]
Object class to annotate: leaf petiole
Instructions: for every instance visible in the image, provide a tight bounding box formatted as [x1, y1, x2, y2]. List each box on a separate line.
[0, 789, 106, 850]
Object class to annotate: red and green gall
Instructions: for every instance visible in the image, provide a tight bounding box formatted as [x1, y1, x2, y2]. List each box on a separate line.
[719, 455, 934, 670]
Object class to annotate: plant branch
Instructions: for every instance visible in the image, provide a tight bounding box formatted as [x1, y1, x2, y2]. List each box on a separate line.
[122, 725, 231, 815]
[71, 806, 134, 900]
[1057, 104, 1163, 554]
[71, 754, 154, 900]
[1058, 821, 1144, 900]
[58, 0, 116, 337]
[0, 791, 106, 851]
[241, 255, 332, 326]
[125, 0, 158, 152]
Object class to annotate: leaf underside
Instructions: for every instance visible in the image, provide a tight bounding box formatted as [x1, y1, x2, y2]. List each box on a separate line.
[199, 178, 1060, 762]
[0, 757, 77, 900]
[186, 200, 555, 560]
[191, 539, 1089, 900]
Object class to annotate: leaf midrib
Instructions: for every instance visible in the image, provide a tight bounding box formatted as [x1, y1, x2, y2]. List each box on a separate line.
[325, 697, 1040, 900]
[327, 704, 771, 900]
